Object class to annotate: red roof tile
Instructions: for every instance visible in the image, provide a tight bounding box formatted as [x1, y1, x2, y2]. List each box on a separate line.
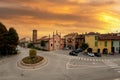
[99, 34, 120, 40]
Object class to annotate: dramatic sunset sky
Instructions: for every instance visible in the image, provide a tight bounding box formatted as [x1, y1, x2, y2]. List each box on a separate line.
[0, 0, 120, 39]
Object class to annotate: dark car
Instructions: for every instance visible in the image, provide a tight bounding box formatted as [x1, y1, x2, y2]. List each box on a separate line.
[94, 53, 101, 57]
[69, 51, 78, 56]
[73, 48, 83, 53]
[76, 48, 83, 52]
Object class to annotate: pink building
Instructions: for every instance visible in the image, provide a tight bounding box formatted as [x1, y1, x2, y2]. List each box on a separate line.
[64, 33, 78, 49]
[64, 33, 85, 49]
[34, 31, 64, 51]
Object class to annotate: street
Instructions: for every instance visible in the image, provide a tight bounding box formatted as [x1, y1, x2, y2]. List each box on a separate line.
[0, 47, 120, 80]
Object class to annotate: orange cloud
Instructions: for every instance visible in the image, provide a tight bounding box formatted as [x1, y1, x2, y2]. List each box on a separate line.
[0, 0, 120, 39]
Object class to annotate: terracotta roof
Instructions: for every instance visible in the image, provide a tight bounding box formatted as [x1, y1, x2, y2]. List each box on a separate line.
[64, 33, 78, 37]
[86, 32, 100, 35]
[76, 34, 85, 39]
[37, 36, 49, 42]
[99, 34, 120, 40]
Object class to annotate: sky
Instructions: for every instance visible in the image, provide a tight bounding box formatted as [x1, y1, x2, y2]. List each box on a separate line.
[0, 0, 120, 39]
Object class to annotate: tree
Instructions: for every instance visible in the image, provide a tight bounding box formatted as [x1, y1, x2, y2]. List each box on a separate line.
[0, 22, 8, 55]
[40, 40, 46, 47]
[27, 43, 34, 48]
[0, 22, 19, 55]
[8, 28, 19, 45]
[80, 43, 89, 50]
[0, 22, 7, 34]
[7, 28, 19, 54]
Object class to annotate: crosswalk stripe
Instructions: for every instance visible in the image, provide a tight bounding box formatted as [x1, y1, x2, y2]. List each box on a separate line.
[114, 69, 120, 71]
[84, 58, 86, 60]
[114, 78, 120, 80]
[117, 71, 120, 73]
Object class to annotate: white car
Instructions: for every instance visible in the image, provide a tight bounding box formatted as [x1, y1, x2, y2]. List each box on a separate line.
[88, 52, 94, 57]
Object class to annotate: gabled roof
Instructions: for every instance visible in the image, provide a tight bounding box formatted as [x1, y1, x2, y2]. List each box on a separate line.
[37, 36, 50, 42]
[98, 34, 120, 40]
[86, 32, 100, 35]
[64, 33, 78, 37]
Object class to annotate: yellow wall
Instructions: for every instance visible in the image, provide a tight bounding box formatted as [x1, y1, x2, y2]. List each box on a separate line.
[98, 40, 111, 54]
[85, 35, 112, 54]
[85, 35, 98, 52]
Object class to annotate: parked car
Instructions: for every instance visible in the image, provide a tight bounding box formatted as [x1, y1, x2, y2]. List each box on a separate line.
[69, 51, 78, 56]
[94, 53, 101, 57]
[87, 52, 95, 57]
[76, 48, 83, 52]
[72, 48, 83, 53]
[64, 47, 69, 50]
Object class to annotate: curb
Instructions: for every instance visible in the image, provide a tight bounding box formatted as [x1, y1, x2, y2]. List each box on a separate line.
[17, 57, 48, 70]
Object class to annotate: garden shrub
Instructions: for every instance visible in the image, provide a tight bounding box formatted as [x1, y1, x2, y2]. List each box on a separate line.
[29, 49, 37, 58]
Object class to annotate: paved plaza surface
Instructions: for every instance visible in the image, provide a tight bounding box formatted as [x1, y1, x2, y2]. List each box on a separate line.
[0, 47, 120, 80]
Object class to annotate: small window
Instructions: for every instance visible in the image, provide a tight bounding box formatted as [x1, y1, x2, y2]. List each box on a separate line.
[104, 41, 107, 47]
[112, 41, 113, 46]
[51, 44, 52, 46]
[95, 36, 98, 40]
[119, 41, 120, 46]
[95, 41, 98, 47]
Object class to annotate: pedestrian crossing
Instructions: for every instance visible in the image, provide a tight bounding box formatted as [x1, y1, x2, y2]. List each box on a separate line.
[104, 61, 118, 68]
[104, 61, 120, 74]
[51, 52, 120, 62]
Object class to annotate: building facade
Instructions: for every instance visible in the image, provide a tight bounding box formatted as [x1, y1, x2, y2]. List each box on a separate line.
[19, 37, 31, 48]
[34, 31, 64, 51]
[85, 32, 120, 54]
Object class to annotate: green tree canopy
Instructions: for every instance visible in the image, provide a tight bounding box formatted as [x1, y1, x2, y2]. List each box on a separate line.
[8, 27, 19, 46]
[40, 40, 46, 47]
[0, 22, 7, 34]
[0, 22, 19, 55]
[80, 43, 89, 50]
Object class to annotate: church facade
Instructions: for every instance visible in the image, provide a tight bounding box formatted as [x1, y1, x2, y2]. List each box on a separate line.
[33, 30, 64, 51]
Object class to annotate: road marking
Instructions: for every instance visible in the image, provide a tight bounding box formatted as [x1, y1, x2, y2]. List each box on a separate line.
[87, 58, 89, 61]
[104, 61, 118, 69]
[114, 78, 120, 80]
[114, 69, 120, 71]
[84, 58, 86, 60]
[92, 62, 95, 64]
[66, 63, 107, 69]
[117, 71, 120, 73]
[81, 57, 83, 60]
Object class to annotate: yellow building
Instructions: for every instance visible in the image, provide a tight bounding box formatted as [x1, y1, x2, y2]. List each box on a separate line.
[85, 33, 112, 54]
[98, 40, 111, 54]
[85, 33, 99, 52]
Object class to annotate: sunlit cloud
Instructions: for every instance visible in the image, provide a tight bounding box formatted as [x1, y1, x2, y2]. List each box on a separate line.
[0, 0, 120, 38]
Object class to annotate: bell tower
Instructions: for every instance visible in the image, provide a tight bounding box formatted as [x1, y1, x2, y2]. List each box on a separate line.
[33, 29, 37, 43]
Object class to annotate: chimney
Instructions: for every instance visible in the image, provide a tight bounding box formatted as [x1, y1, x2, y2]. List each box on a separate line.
[33, 29, 37, 43]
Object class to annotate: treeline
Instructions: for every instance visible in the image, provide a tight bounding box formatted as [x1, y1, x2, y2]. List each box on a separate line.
[0, 22, 19, 55]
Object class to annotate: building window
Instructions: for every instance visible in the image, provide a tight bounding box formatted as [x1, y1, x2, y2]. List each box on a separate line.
[104, 41, 107, 47]
[51, 44, 52, 46]
[119, 41, 120, 46]
[95, 41, 98, 47]
[95, 36, 98, 40]
[112, 41, 113, 47]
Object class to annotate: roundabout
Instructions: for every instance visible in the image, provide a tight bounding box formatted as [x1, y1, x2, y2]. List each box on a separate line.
[17, 56, 47, 70]
[0, 47, 120, 80]
[17, 49, 48, 70]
